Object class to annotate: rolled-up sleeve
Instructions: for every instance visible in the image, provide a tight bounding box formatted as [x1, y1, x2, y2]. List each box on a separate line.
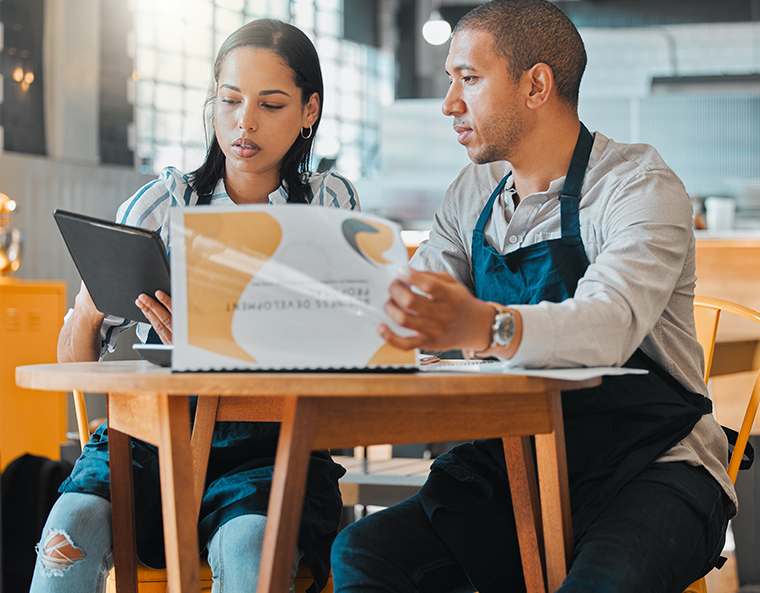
[510, 167, 693, 368]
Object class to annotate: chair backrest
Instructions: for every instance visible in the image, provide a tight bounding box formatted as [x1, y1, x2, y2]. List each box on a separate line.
[72, 390, 92, 450]
[693, 296, 760, 482]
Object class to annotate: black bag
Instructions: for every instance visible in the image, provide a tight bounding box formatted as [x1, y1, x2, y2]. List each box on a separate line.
[1, 454, 73, 593]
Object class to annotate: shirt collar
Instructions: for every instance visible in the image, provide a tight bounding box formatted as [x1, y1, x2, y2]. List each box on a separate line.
[210, 177, 291, 205]
[509, 129, 607, 202]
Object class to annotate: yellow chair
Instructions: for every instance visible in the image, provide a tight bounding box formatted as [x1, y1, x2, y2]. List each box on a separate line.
[683, 296, 760, 593]
[71, 391, 330, 593]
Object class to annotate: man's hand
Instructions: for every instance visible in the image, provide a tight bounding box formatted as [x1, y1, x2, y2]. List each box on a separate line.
[378, 267, 496, 352]
[136, 291, 173, 345]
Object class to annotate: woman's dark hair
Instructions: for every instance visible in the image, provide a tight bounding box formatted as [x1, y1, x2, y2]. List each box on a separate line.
[190, 19, 323, 203]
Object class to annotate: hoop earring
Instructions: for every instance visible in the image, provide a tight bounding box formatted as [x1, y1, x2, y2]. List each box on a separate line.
[300, 125, 313, 139]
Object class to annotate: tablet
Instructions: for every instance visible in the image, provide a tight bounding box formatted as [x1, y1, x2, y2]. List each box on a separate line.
[54, 209, 171, 324]
[133, 343, 172, 367]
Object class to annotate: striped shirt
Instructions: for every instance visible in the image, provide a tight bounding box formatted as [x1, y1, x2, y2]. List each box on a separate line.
[98, 166, 360, 353]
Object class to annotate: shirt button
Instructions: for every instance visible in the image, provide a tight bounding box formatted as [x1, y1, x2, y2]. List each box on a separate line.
[509, 235, 518, 244]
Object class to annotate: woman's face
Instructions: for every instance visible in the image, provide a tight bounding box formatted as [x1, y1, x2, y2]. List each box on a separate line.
[214, 47, 319, 182]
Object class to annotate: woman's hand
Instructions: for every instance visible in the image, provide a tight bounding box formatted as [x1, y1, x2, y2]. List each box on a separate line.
[136, 291, 173, 345]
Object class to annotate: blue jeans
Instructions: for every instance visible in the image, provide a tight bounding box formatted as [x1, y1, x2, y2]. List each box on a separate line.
[29, 492, 301, 593]
[332, 462, 732, 593]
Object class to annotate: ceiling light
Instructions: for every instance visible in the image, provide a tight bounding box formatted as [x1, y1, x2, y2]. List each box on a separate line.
[422, 10, 451, 46]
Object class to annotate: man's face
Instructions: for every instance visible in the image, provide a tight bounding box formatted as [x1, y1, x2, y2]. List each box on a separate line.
[443, 29, 525, 164]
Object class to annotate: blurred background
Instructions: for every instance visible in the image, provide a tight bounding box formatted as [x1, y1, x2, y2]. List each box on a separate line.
[3, 0, 760, 301]
[2, 5, 760, 591]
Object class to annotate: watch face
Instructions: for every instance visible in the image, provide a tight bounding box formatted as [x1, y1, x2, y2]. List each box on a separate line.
[493, 312, 515, 347]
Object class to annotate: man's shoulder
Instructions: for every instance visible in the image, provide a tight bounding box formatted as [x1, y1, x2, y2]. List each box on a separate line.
[591, 132, 679, 182]
[586, 132, 692, 224]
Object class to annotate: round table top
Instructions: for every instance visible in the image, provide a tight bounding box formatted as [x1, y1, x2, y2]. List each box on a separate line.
[16, 360, 601, 398]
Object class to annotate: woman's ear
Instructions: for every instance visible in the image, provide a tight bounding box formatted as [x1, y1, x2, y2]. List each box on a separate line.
[303, 92, 320, 127]
[524, 63, 554, 110]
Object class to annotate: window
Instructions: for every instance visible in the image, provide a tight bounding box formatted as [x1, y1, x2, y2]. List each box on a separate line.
[134, 0, 392, 181]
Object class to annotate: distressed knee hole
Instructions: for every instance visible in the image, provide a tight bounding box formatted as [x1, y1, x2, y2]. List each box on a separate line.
[36, 530, 85, 575]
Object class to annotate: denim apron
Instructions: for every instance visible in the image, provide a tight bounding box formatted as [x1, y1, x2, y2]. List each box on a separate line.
[61, 191, 344, 593]
[418, 124, 713, 593]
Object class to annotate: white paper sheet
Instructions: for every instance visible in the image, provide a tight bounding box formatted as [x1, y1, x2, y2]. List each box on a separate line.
[170, 205, 417, 371]
[419, 360, 648, 380]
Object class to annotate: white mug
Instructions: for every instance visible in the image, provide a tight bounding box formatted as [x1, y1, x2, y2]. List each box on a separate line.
[704, 197, 736, 231]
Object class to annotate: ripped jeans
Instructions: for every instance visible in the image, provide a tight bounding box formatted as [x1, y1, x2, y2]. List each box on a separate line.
[30, 492, 302, 593]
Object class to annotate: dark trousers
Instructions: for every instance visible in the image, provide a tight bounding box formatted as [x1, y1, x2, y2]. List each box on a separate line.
[331, 461, 732, 593]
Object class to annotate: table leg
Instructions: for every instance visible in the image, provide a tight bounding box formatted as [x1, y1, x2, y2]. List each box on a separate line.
[257, 397, 316, 593]
[108, 425, 138, 593]
[156, 394, 201, 593]
[534, 390, 572, 592]
[504, 435, 546, 593]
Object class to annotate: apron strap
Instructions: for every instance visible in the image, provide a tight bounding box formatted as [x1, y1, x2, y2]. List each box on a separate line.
[474, 174, 510, 235]
[560, 123, 594, 245]
[146, 327, 162, 344]
[723, 426, 755, 471]
[474, 122, 594, 243]
[560, 195, 582, 245]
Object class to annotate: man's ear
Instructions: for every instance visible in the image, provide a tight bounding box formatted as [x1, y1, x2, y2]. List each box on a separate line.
[524, 63, 554, 110]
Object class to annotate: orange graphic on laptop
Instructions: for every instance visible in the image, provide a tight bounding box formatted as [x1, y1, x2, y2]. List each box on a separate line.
[342, 218, 394, 266]
[184, 211, 282, 362]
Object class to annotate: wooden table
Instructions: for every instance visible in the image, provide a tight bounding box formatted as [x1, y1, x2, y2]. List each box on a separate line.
[16, 360, 602, 593]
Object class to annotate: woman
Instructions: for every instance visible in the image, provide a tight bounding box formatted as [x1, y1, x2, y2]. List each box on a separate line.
[32, 19, 357, 593]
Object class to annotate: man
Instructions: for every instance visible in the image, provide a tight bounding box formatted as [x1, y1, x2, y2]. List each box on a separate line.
[331, 1, 736, 592]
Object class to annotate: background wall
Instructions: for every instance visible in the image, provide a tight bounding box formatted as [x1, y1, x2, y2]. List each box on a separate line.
[0, 153, 151, 305]
[5, 0, 760, 285]
[358, 12, 760, 224]
[43, 0, 100, 164]
[0, 0, 46, 155]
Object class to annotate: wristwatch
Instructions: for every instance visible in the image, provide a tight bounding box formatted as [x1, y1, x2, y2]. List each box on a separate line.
[474, 302, 516, 358]
[490, 308, 516, 349]
[491, 308, 515, 348]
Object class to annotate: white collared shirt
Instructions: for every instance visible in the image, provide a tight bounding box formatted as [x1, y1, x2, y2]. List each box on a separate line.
[412, 131, 736, 508]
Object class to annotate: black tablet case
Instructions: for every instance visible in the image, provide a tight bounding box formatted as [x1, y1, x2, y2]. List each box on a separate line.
[54, 209, 171, 324]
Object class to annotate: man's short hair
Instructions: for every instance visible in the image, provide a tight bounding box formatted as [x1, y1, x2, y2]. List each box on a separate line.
[454, 0, 586, 108]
